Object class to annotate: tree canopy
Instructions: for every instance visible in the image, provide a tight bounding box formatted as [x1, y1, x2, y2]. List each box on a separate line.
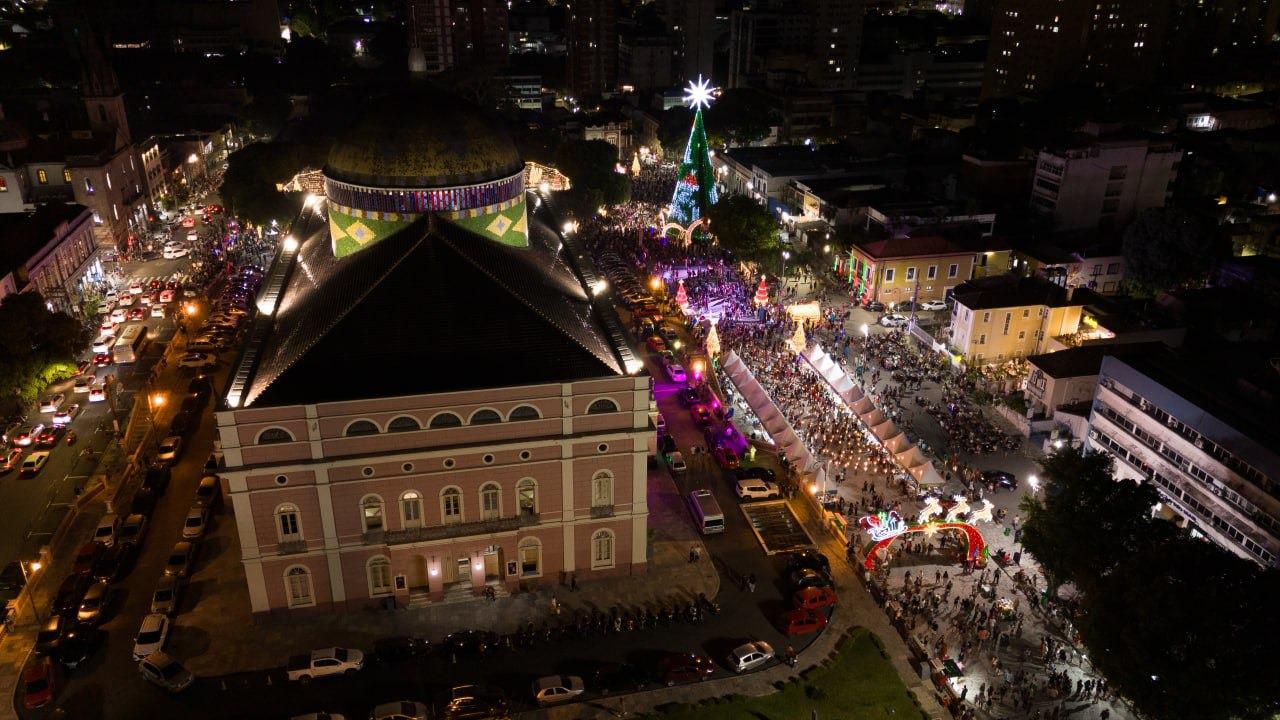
[1121, 207, 1221, 294]
[704, 88, 779, 148]
[707, 195, 781, 263]
[0, 293, 85, 417]
[219, 142, 311, 228]
[551, 139, 630, 218]
[1020, 446, 1280, 720]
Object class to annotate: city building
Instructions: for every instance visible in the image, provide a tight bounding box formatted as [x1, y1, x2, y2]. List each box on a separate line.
[1012, 240, 1126, 295]
[1030, 124, 1182, 232]
[948, 274, 1085, 365]
[1086, 348, 1280, 568]
[216, 93, 649, 614]
[567, 0, 619, 99]
[0, 160, 31, 214]
[855, 47, 986, 98]
[494, 74, 545, 111]
[727, 0, 865, 93]
[847, 236, 977, 307]
[670, 0, 715, 82]
[0, 204, 103, 314]
[1024, 342, 1160, 421]
[981, 0, 1169, 99]
[618, 33, 674, 93]
[406, 0, 509, 74]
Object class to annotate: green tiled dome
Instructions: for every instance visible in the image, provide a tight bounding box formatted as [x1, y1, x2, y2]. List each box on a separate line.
[325, 95, 523, 189]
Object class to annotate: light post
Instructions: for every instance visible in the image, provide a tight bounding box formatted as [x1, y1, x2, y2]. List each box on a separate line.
[21, 559, 46, 625]
[781, 250, 791, 279]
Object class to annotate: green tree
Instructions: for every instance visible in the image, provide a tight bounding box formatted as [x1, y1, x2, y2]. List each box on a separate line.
[553, 140, 630, 216]
[707, 195, 781, 263]
[0, 293, 86, 416]
[1121, 208, 1221, 295]
[220, 142, 307, 228]
[704, 88, 778, 148]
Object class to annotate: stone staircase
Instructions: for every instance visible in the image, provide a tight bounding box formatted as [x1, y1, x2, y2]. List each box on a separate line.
[405, 582, 509, 609]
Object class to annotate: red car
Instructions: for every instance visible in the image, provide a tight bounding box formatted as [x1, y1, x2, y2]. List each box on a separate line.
[778, 607, 828, 636]
[148, 279, 162, 291]
[793, 586, 837, 611]
[654, 652, 715, 686]
[36, 427, 63, 448]
[713, 446, 741, 469]
[94, 353, 112, 367]
[690, 404, 712, 425]
[646, 335, 667, 352]
[127, 307, 146, 321]
[181, 217, 196, 228]
[22, 656, 57, 710]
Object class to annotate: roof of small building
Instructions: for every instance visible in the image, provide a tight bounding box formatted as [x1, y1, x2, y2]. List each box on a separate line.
[952, 274, 1080, 310]
[1027, 342, 1163, 380]
[853, 235, 967, 260]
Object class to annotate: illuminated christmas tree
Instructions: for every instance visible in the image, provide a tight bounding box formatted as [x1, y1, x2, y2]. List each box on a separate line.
[667, 76, 719, 230]
[705, 321, 721, 356]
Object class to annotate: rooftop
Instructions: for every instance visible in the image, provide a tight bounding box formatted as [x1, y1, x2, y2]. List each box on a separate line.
[0, 204, 91, 280]
[1028, 342, 1163, 380]
[853, 236, 967, 260]
[952, 274, 1081, 310]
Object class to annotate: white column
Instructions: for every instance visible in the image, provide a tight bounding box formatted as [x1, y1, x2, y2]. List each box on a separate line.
[244, 558, 270, 613]
[562, 454, 576, 570]
[230, 492, 260, 561]
[314, 466, 338, 548]
[326, 550, 345, 603]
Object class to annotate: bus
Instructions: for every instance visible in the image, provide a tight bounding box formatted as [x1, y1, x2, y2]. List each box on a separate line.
[687, 489, 725, 535]
[112, 323, 149, 364]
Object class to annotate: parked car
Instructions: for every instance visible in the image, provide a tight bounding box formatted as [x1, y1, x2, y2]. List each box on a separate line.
[194, 475, 223, 511]
[713, 446, 741, 469]
[779, 607, 829, 635]
[726, 641, 774, 673]
[864, 300, 886, 312]
[76, 580, 113, 624]
[532, 675, 585, 705]
[118, 513, 148, 547]
[785, 549, 831, 576]
[441, 630, 499, 658]
[591, 662, 647, 695]
[22, 656, 58, 710]
[92, 513, 120, 547]
[0, 448, 23, 474]
[372, 636, 432, 664]
[93, 543, 139, 583]
[51, 574, 93, 619]
[982, 470, 1017, 489]
[667, 451, 686, 474]
[433, 685, 507, 720]
[369, 701, 428, 720]
[34, 615, 67, 656]
[155, 436, 183, 465]
[39, 394, 65, 413]
[143, 465, 171, 495]
[138, 651, 194, 692]
[878, 313, 909, 328]
[58, 625, 104, 671]
[150, 575, 182, 616]
[788, 568, 834, 591]
[733, 466, 777, 482]
[654, 652, 715, 686]
[181, 506, 210, 540]
[920, 299, 948, 311]
[793, 586, 838, 611]
[734, 479, 781, 500]
[286, 647, 365, 683]
[163, 541, 196, 578]
[132, 613, 171, 661]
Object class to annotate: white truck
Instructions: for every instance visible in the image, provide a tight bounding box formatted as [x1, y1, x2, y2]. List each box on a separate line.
[286, 647, 365, 683]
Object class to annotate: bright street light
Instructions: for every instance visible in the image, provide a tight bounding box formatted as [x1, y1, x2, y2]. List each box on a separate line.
[283, 235, 299, 252]
[860, 323, 869, 337]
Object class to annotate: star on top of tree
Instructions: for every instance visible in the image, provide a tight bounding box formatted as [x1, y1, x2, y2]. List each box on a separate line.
[683, 75, 716, 111]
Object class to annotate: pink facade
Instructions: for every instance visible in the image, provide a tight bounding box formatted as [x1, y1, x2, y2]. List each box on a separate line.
[217, 376, 651, 613]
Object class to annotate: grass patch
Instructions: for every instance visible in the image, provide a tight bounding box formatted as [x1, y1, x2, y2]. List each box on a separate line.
[647, 628, 922, 720]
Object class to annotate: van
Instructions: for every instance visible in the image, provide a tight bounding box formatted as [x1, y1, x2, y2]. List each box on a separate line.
[687, 489, 724, 535]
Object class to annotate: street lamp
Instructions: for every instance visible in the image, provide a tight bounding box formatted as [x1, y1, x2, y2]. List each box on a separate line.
[781, 250, 791, 278]
[21, 559, 46, 624]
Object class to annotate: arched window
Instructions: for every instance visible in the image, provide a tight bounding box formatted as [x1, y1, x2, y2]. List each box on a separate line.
[587, 398, 619, 415]
[517, 478, 538, 516]
[276, 503, 302, 542]
[469, 408, 502, 425]
[285, 566, 314, 608]
[257, 427, 294, 444]
[367, 556, 393, 598]
[518, 538, 542, 577]
[440, 487, 462, 525]
[480, 483, 501, 521]
[387, 415, 421, 433]
[508, 405, 541, 421]
[591, 471, 614, 508]
[428, 412, 463, 429]
[344, 419, 379, 437]
[401, 491, 423, 529]
[591, 529, 615, 569]
[360, 495, 384, 532]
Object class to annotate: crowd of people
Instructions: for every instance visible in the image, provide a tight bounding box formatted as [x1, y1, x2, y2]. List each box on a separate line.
[631, 164, 680, 205]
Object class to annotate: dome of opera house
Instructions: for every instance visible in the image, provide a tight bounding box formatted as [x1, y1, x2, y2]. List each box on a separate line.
[322, 94, 529, 257]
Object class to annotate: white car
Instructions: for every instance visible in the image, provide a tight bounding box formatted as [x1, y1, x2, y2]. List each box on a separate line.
[129, 282, 144, 295]
[110, 308, 127, 324]
[533, 675, 585, 705]
[665, 363, 687, 383]
[157, 436, 182, 463]
[368, 702, 426, 720]
[151, 305, 166, 318]
[93, 513, 120, 547]
[39, 394, 65, 413]
[20, 451, 49, 477]
[186, 231, 198, 242]
[920, 300, 948, 311]
[132, 613, 171, 661]
[92, 335, 115, 354]
[878, 313, 909, 328]
[0, 448, 23, 473]
[178, 352, 217, 369]
[52, 404, 80, 426]
[727, 640, 774, 673]
[89, 384, 107, 402]
[286, 647, 366, 682]
[163, 246, 190, 259]
[117, 294, 135, 307]
[99, 319, 117, 334]
[181, 506, 209, 540]
[73, 375, 94, 393]
[735, 479, 781, 500]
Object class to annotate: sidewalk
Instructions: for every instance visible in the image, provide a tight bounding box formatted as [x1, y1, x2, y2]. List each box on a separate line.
[174, 462, 721, 677]
[0, 509, 106, 720]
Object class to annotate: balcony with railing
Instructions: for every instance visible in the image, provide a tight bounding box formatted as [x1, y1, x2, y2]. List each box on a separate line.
[362, 513, 540, 545]
[590, 504, 615, 519]
[277, 538, 308, 555]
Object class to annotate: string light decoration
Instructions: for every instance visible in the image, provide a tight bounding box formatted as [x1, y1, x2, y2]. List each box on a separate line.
[667, 76, 719, 231]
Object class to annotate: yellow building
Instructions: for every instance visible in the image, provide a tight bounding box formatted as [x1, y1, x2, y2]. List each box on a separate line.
[848, 236, 977, 308]
[948, 275, 1085, 365]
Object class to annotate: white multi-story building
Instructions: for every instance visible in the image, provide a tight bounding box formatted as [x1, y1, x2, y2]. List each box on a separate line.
[1087, 351, 1280, 568]
[1030, 124, 1181, 232]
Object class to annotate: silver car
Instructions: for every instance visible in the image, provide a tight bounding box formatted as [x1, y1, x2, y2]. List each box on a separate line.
[151, 576, 182, 615]
[138, 651, 193, 692]
[727, 641, 774, 673]
[77, 580, 113, 624]
[181, 506, 209, 540]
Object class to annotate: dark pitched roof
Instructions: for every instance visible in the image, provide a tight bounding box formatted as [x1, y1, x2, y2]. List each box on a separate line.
[854, 236, 966, 260]
[952, 274, 1080, 310]
[244, 201, 624, 407]
[1027, 342, 1163, 379]
[0, 204, 91, 279]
